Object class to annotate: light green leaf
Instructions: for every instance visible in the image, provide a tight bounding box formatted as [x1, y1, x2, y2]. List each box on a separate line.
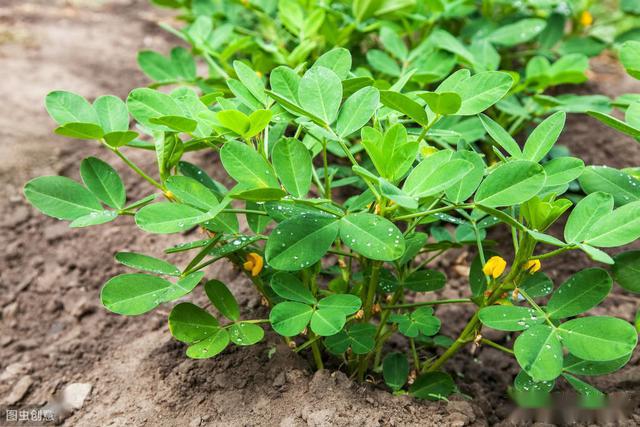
[445, 150, 486, 203]
[220, 140, 279, 188]
[487, 19, 546, 47]
[186, 328, 230, 359]
[379, 91, 429, 126]
[579, 166, 640, 207]
[453, 72, 514, 115]
[522, 112, 566, 162]
[317, 294, 362, 315]
[270, 66, 300, 103]
[24, 176, 102, 220]
[585, 200, 640, 247]
[418, 91, 461, 115]
[135, 202, 206, 234]
[126, 88, 183, 130]
[474, 160, 546, 208]
[45, 91, 99, 125]
[233, 60, 267, 105]
[165, 175, 219, 211]
[298, 66, 342, 124]
[336, 86, 379, 138]
[410, 372, 455, 401]
[310, 308, 346, 336]
[564, 192, 614, 243]
[69, 210, 118, 228]
[313, 48, 352, 80]
[620, 41, 640, 79]
[272, 138, 311, 197]
[403, 151, 473, 198]
[93, 95, 129, 133]
[80, 157, 126, 209]
[55, 122, 104, 140]
[479, 114, 522, 157]
[613, 250, 640, 293]
[543, 157, 584, 187]
[361, 123, 418, 182]
[169, 302, 219, 343]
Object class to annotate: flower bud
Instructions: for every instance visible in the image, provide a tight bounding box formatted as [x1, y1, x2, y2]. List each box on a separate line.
[482, 256, 507, 278]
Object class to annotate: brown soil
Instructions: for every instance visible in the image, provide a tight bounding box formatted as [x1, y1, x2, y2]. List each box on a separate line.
[1, 1, 639, 426]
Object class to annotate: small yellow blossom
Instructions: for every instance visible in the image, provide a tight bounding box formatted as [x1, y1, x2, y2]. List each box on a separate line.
[580, 10, 593, 27]
[243, 252, 264, 277]
[482, 256, 507, 278]
[164, 190, 176, 201]
[524, 259, 541, 273]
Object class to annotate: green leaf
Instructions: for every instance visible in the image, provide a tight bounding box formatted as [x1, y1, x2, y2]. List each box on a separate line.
[115, 252, 180, 276]
[135, 202, 206, 234]
[270, 272, 317, 304]
[336, 86, 379, 138]
[24, 176, 102, 220]
[100, 273, 173, 315]
[479, 305, 545, 331]
[104, 131, 138, 148]
[361, 123, 418, 182]
[347, 323, 375, 354]
[270, 66, 300, 103]
[383, 352, 409, 391]
[620, 41, 640, 79]
[269, 301, 313, 336]
[246, 109, 272, 138]
[162, 271, 204, 301]
[546, 268, 612, 319]
[186, 328, 230, 359]
[543, 157, 584, 187]
[313, 48, 352, 80]
[403, 151, 474, 198]
[487, 19, 546, 47]
[613, 250, 640, 293]
[522, 112, 566, 162]
[452, 71, 514, 115]
[579, 166, 640, 207]
[585, 200, 640, 247]
[317, 294, 362, 315]
[563, 353, 631, 376]
[265, 214, 340, 270]
[205, 279, 240, 321]
[339, 213, 405, 261]
[521, 272, 554, 298]
[366, 50, 401, 76]
[272, 138, 311, 198]
[558, 316, 638, 362]
[586, 110, 640, 138]
[149, 115, 197, 133]
[514, 324, 563, 382]
[216, 110, 250, 136]
[474, 160, 546, 208]
[69, 210, 118, 228]
[564, 192, 614, 243]
[298, 66, 342, 124]
[228, 322, 264, 346]
[79, 157, 126, 209]
[126, 88, 183, 130]
[233, 61, 267, 105]
[410, 372, 455, 400]
[55, 122, 104, 140]
[169, 302, 219, 343]
[380, 27, 408, 60]
[445, 150, 486, 203]
[402, 269, 446, 292]
[93, 95, 129, 133]
[165, 175, 219, 211]
[220, 140, 279, 188]
[45, 91, 99, 125]
[379, 91, 429, 126]
[418, 91, 461, 115]
[138, 50, 177, 82]
[310, 308, 346, 336]
[479, 114, 522, 157]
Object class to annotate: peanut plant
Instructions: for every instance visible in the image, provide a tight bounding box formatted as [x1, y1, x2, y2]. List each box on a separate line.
[23, 0, 640, 404]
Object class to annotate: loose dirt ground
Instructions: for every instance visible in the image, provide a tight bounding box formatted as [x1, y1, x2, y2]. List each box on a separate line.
[1, 1, 640, 426]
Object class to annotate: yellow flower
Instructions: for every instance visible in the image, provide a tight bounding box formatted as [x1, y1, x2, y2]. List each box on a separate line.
[580, 10, 593, 27]
[243, 252, 264, 277]
[483, 256, 507, 278]
[164, 190, 176, 201]
[524, 259, 541, 273]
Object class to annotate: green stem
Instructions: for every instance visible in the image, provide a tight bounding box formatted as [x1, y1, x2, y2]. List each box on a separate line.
[309, 332, 324, 370]
[410, 338, 420, 371]
[480, 338, 514, 355]
[222, 208, 268, 216]
[111, 147, 164, 190]
[364, 262, 381, 321]
[394, 204, 473, 221]
[530, 245, 575, 260]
